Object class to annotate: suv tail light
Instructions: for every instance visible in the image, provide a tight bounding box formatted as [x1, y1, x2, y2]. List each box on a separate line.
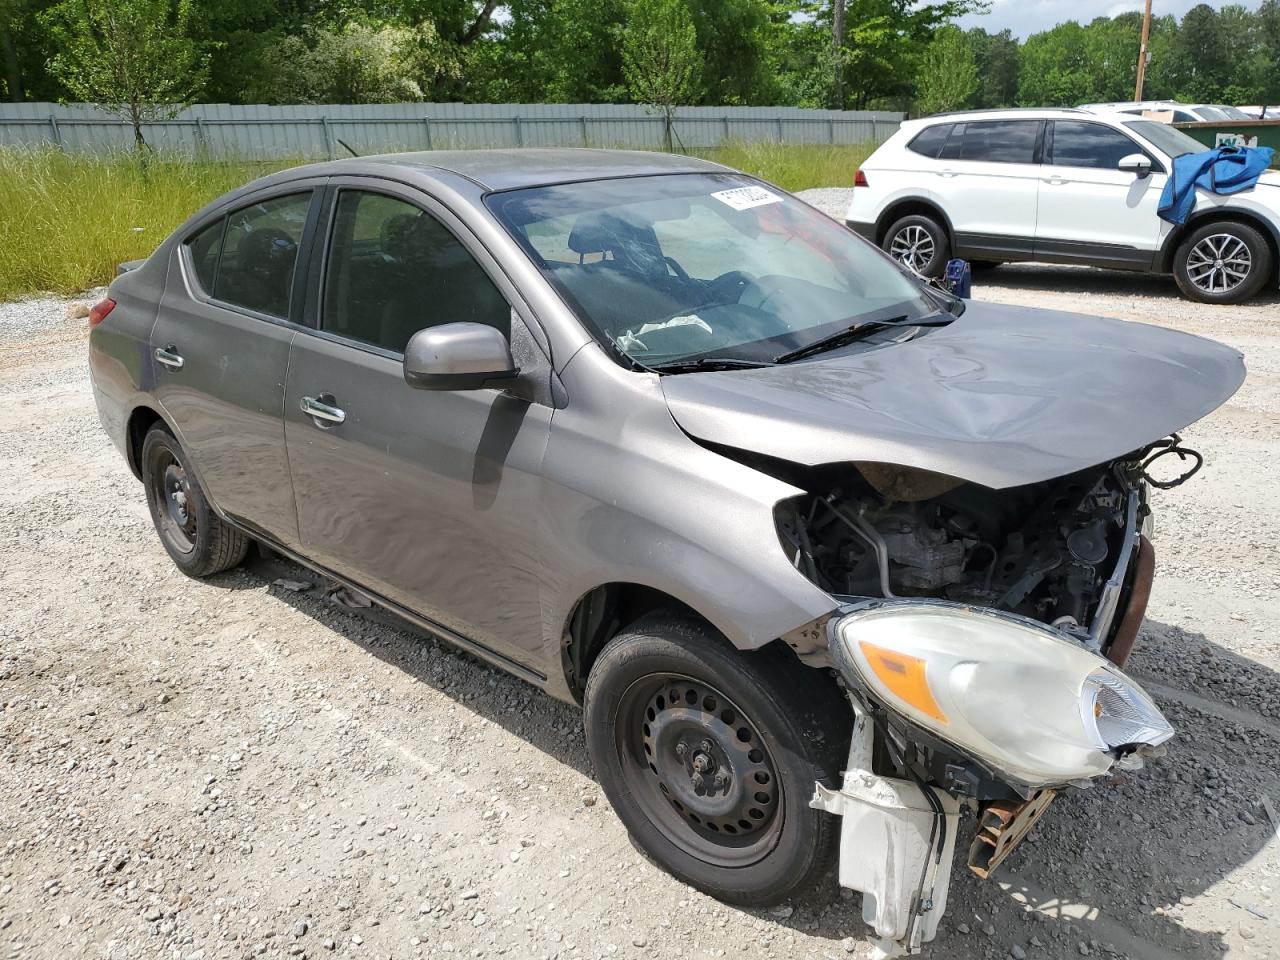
[854, 169, 869, 188]
[88, 298, 116, 327]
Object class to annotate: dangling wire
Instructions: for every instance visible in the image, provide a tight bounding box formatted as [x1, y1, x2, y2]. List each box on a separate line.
[1141, 434, 1204, 489]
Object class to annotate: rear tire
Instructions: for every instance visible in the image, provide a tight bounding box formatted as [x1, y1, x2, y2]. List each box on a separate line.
[583, 615, 850, 907]
[881, 213, 950, 278]
[141, 424, 249, 578]
[1173, 221, 1273, 304]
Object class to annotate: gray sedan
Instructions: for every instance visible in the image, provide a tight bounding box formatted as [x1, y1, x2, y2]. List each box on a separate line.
[88, 149, 1243, 956]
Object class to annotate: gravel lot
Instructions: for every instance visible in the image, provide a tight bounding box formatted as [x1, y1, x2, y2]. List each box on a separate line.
[3, 192, 1279, 960]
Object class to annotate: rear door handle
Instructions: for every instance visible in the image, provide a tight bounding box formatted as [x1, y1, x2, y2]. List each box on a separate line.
[300, 394, 346, 425]
[937, 169, 958, 178]
[154, 345, 184, 370]
[1043, 176, 1067, 185]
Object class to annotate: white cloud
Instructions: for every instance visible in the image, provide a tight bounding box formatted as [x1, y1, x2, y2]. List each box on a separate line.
[953, 0, 1265, 38]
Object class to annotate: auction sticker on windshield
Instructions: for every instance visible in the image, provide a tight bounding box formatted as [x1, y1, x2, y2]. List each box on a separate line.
[711, 186, 782, 210]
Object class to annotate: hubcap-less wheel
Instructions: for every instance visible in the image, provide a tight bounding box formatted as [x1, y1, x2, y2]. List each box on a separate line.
[151, 455, 197, 555]
[617, 674, 782, 867]
[1186, 233, 1252, 295]
[889, 224, 936, 273]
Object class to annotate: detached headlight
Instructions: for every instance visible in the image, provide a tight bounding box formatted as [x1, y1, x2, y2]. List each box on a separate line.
[832, 601, 1173, 788]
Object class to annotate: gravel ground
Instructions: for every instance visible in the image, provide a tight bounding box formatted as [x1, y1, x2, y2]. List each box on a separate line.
[2, 199, 1279, 960]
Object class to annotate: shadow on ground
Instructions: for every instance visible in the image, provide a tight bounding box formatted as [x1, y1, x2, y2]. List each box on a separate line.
[979, 262, 1280, 308]
[221, 553, 1280, 958]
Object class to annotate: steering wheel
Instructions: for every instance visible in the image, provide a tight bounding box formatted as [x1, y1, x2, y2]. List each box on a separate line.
[664, 257, 692, 281]
[705, 270, 757, 303]
[739, 274, 790, 313]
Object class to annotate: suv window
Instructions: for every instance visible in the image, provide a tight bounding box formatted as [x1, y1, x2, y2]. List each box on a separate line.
[1050, 121, 1145, 169]
[322, 190, 510, 354]
[942, 120, 1040, 164]
[906, 123, 953, 159]
[211, 193, 311, 318]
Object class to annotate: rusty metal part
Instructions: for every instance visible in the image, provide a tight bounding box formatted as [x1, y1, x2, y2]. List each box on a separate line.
[855, 462, 966, 502]
[967, 790, 1056, 880]
[1105, 535, 1155, 669]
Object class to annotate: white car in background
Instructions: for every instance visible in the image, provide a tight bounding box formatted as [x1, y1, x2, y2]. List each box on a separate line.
[846, 108, 1280, 303]
[1079, 100, 1254, 122]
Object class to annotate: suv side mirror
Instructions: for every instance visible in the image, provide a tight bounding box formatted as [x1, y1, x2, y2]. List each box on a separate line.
[1118, 153, 1152, 178]
[403, 322, 519, 391]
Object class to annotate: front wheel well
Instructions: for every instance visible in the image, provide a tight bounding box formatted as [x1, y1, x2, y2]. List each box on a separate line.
[561, 584, 707, 703]
[125, 405, 165, 480]
[1161, 211, 1280, 276]
[875, 199, 953, 246]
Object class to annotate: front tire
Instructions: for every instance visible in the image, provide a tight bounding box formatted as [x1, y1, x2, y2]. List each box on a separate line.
[881, 213, 950, 278]
[1173, 221, 1273, 304]
[141, 424, 249, 578]
[584, 615, 850, 907]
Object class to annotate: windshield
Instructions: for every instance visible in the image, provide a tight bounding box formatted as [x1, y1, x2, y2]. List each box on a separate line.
[1123, 120, 1206, 159]
[1219, 106, 1252, 120]
[486, 173, 932, 367]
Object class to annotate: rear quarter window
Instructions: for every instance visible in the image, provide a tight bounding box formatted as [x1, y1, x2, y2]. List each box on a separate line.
[906, 124, 953, 159]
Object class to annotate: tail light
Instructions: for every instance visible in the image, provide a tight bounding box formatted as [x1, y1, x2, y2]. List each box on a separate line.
[854, 169, 869, 187]
[88, 298, 116, 326]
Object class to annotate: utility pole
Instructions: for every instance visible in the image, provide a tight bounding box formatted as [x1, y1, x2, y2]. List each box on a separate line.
[1134, 0, 1153, 102]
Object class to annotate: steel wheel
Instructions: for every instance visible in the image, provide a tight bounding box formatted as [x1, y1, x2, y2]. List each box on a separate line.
[888, 224, 936, 273]
[615, 673, 783, 868]
[148, 452, 197, 556]
[1185, 232, 1252, 296]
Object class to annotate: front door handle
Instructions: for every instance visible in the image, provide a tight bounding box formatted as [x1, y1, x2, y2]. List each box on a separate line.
[937, 169, 958, 178]
[1043, 176, 1067, 186]
[300, 394, 346, 425]
[154, 345, 184, 370]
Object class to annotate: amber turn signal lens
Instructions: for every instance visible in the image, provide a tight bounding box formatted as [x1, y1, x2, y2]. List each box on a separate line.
[859, 641, 948, 724]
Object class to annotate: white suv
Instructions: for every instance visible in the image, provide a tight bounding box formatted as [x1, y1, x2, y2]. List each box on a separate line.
[846, 108, 1280, 303]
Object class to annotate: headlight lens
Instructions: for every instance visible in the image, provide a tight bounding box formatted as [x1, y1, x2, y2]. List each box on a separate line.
[1082, 669, 1173, 750]
[833, 601, 1173, 788]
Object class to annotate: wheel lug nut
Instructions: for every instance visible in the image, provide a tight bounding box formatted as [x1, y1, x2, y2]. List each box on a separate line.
[714, 772, 728, 787]
[675, 742, 687, 758]
[691, 773, 704, 790]
[700, 739, 713, 754]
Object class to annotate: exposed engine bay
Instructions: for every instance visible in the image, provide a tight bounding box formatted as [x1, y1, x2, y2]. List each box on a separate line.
[775, 437, 1200, 649]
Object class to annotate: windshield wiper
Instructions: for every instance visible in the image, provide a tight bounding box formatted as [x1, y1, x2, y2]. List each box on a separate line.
[645, 356, 776, 374]
[772, 313, 953, 364]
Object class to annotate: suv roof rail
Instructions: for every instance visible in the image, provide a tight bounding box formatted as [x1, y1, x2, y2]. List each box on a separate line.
[917, 107, 1089, 120]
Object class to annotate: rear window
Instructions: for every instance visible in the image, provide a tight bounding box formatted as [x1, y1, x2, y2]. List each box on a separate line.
[906, 123, 953, 159]
[943, 120, 1041, 164]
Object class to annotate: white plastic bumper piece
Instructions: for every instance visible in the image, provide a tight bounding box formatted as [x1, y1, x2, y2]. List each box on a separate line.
[811, 705, 960, 958]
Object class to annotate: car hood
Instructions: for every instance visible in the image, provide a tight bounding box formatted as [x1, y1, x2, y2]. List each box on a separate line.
[660, 301, 1245, 489]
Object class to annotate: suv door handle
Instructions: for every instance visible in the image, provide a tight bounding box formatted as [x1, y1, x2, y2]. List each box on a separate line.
[154, 345, 184, 370]
[937, 169, 958, 178]
[300, 394, 346, 425]
[1043, 176, 1067, 185]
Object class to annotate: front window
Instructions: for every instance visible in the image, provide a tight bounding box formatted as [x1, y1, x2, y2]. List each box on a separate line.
[487, 174, 933, 367]
[1050, 121, 1151, 170]
[1123, 120, 1205, 160]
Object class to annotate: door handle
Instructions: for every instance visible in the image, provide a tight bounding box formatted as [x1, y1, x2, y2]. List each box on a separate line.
[154, 345, 184, 370]
[1043, 176, 1067, 185]
[937, 169, 958, 178]
[300, 394, 346, 425]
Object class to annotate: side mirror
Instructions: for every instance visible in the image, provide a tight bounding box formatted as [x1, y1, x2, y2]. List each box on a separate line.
[403, 322, 519, 391]
[1118, 153, 1152, 178]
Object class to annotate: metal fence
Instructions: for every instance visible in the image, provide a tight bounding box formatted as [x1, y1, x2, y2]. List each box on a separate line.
[0, 102, 902, 158]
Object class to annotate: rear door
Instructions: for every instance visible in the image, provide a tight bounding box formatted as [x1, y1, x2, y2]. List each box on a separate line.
[283, 181, 553, 667]
[936, 119, 1044, 260]
[151, 184, 323, 547]
[1034, 120, 1164, 268]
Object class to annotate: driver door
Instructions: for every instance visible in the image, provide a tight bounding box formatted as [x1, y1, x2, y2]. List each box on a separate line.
[283, 183, 553, 665]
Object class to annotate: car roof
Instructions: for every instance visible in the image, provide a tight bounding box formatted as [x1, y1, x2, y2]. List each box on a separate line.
[275, 148, 731, 192]
[910, 107, 1092, 125]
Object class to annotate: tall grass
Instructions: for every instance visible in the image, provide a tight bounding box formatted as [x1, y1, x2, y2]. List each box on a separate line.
[0, 140, 872, 302]
[0, 148, 292, 301]
[698, 141, 871, 192]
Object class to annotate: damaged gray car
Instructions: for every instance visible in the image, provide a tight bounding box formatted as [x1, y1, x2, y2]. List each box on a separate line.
[88, 149, 1245, 956]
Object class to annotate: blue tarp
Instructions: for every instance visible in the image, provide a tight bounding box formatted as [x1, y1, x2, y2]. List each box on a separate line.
[1158, 146, 1275, 225]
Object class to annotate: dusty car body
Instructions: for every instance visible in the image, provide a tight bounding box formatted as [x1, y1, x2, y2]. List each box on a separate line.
[87, 149, 1244, 956]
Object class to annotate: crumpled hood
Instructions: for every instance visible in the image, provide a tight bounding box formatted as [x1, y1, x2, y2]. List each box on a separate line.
[661, 301, 1245, 489]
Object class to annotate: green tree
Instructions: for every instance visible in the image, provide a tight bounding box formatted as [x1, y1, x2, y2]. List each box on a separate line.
[41, 0, 209, 148]
[966, 27, 1019, 108]
[1173, 3, 1232, 102]
[686, 0, 776, 105]
[621, 0, 701, 150]
[253, 21, 458, 104]
[915, 25, 976, 115]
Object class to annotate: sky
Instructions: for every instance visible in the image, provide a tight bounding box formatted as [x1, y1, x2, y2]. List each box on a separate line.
[952, 0, 1267, 38]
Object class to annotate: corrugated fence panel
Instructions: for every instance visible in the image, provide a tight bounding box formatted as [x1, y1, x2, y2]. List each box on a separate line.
[0, 103, 902, 158]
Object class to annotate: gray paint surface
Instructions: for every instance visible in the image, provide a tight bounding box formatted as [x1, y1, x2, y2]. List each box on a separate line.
[88, 148, 1243, 704]
[0, 102, 902, 158]
[661, 301, 1246, 490]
